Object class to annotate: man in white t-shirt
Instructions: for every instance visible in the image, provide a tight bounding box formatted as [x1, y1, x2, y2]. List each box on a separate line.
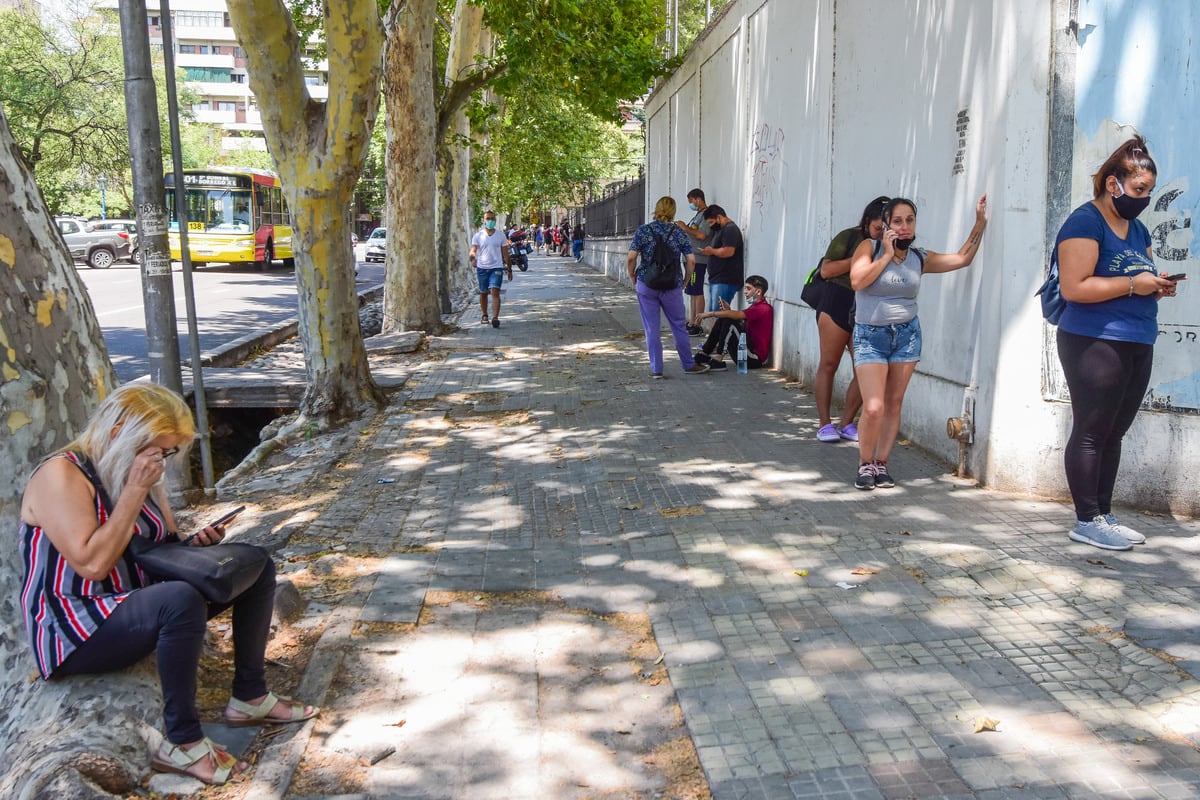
[469, 210, 512, 328]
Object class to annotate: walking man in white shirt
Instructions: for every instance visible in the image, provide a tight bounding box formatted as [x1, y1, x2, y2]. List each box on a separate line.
[469, 210, 512, 328]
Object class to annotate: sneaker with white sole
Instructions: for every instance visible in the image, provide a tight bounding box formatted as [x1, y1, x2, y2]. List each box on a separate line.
[854, 463, 876, 490]
[872, 461, 895, 489]
[838, 423, 859, 442]
[1101, 513, 1146, 544]
[817, 424, 841, 443]
[1068, 516, 1133, 551]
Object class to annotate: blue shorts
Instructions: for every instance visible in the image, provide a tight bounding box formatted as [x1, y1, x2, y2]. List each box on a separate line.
[707, 282, 739, 310]
[684, 264, 707, 296]
[852, 317, 922, 365]
[477, 267, 505, 293]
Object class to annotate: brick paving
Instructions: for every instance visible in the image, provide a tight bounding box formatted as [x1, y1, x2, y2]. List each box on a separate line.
[214, 252, 1200, 799]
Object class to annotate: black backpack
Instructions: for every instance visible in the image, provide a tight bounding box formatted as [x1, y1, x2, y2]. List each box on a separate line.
[642, 229, 680, 290]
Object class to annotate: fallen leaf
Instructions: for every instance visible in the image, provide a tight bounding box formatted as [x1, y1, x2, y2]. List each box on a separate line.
[386, 720, 407, 728]
[850, 566, 879, 575]
[660, 505, 705, 518]
[973, 715, 1000, 733]
[622, 502, 644, 510]
[793, 569, 809, 577]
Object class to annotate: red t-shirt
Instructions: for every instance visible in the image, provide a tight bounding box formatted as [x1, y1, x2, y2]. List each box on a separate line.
[744, 299, 773, 361]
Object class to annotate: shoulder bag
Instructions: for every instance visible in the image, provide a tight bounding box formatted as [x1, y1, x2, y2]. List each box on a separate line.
[127, 535, 269, 604]
[1036, 255, 1065, 325]
[78, 457, 270, 604]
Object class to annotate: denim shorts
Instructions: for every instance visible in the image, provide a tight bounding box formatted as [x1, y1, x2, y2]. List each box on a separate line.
[852, 317, 922, 365]
[707, 282, 739, 310]
[476, 267, 505, 293]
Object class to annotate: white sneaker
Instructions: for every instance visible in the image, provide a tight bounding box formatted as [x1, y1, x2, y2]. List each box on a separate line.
[1102, 513, 1146, 544]
[1068, 516, 1133, 551]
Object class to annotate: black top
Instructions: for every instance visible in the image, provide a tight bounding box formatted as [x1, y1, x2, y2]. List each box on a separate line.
[707, 221, 744, 284]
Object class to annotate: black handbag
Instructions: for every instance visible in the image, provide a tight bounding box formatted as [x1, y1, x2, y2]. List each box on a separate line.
[128, 535, 269, 604]
[800, 264, 826, 308]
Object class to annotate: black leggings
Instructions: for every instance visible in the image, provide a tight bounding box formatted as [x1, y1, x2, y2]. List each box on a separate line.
[55, 560, 276, 744]
[1056, 330, 1153, 522]
[701, 317, 764, 368]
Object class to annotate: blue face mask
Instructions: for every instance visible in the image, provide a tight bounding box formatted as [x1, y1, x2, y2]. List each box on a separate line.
[688, 203, 697, 212]
[485, 220, 496, 231]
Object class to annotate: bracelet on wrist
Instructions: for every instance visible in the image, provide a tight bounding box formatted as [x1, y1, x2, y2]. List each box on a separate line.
[1128, 276, 1135, 297]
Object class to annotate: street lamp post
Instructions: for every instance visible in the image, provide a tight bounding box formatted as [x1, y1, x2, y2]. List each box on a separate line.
[97, 176, 107, 219]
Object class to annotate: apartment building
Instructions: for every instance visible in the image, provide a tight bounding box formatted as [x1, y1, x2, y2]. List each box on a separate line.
[98, 0, 328, 154]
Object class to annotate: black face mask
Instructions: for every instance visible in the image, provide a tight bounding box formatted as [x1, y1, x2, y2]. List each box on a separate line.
[709, 221, 721, 230]
[1112, 185, 1151, 220]
[894, 236, 915, 250]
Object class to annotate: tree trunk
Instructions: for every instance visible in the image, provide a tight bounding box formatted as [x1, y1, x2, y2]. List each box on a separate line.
[435, 0, 484, 314]
[0, 107, 152, 800]
[227, 0, 386, 426]
[382, 0, 442, 333]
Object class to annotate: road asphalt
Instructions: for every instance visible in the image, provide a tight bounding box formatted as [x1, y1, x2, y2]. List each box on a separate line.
[155, 251, 1200, 799]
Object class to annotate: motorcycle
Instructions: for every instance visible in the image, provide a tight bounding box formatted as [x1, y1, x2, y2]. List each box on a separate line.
[508, 228, 531, 272]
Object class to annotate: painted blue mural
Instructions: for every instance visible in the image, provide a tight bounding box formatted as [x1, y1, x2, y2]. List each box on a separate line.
[1075, 0, 1200, 410]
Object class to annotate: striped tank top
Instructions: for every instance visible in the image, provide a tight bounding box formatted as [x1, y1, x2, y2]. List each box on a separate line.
[19, 452, 171, 679]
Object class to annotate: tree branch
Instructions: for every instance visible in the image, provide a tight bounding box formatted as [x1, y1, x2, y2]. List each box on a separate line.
[436, 60, 506, 141]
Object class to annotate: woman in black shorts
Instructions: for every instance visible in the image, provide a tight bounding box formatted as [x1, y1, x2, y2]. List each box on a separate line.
[813, 196, 889, 443]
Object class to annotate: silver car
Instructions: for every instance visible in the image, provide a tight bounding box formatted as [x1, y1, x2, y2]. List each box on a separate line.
[364, 227, 386, 263]
[90, 219, 141, 264]
[55, 217, 132, 269]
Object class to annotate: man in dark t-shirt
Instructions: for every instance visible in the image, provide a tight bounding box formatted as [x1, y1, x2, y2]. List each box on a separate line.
[700, 205, 744, 311]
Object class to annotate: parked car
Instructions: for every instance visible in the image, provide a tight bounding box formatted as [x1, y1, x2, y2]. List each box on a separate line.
[55, 216, 132, 269]
[91, 218, 140, 264]
[364, 227, 386, 263]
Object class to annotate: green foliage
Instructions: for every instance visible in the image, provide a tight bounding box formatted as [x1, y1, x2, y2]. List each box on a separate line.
[0, 5, 199, 215]
[478, 0, 675, 121]
[0, 8, 127, 179]
[482, 92, 642, 212]
[675, 0, 728, 55]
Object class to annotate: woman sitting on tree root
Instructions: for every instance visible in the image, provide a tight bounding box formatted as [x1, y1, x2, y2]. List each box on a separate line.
[17, 383, 316, 785]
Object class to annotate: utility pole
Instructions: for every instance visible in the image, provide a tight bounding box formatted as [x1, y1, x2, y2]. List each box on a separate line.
[117, 0, 182, 396]
[117, 1, 215, 490]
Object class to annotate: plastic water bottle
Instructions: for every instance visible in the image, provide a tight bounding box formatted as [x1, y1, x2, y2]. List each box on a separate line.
[736, 332, 749, 374]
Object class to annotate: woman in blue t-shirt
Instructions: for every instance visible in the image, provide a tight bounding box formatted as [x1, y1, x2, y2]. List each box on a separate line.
[1055, 135, 1180, 551]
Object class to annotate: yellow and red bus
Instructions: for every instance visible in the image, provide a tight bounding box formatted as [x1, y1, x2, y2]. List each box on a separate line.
[165, 168, 294, 268]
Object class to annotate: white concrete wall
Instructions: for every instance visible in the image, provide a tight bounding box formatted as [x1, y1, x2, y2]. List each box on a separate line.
[645, 0, 1200, 516]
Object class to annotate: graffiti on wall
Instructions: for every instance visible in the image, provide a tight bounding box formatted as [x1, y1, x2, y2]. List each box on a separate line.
[750, 123, 788, 231]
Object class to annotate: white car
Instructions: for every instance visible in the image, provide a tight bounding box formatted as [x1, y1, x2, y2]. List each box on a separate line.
[364, 227, 386, 263]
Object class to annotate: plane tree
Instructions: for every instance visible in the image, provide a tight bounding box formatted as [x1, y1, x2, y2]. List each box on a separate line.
[225, 0, 387, 428]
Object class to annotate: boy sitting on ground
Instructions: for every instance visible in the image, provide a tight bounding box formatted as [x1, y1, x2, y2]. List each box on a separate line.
[693, 275, 773, 370]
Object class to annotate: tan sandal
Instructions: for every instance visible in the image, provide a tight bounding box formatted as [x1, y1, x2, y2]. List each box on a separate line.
[152, 737, 245, 785]
[224, 691, 318, 727]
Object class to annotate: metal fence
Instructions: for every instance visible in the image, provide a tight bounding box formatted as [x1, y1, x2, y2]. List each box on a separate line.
[582, 174, 645, 237]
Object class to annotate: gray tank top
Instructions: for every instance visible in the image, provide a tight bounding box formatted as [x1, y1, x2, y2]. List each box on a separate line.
[854, 247, 926, 326]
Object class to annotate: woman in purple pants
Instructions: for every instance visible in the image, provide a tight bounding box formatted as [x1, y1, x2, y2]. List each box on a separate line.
[626, 196, 711, 378]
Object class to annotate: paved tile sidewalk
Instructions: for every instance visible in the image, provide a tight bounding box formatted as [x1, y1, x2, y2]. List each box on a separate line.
[249, 253, 1200, 799]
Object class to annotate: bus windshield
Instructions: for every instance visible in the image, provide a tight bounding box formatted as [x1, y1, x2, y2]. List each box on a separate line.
[172, 188, 254, 233]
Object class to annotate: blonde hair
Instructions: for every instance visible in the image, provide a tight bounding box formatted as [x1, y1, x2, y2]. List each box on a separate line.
[653, 196, 677, 223]
[64, 383, 195, 501]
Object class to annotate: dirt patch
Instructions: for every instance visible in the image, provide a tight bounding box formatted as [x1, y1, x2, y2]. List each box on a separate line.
[282, 590, 708, 799]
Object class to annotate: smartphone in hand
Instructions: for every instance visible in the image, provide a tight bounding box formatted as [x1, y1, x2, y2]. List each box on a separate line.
[208, 505, 246, 529]
[1165, 273, 1187, 281]
[183, 506, 245, 544]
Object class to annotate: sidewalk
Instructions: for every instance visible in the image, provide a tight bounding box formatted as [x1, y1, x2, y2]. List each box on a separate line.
[211, 252, 1200, 800]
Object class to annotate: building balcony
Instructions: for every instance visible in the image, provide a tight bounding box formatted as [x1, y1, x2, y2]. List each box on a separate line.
[193, 108, 236, 124]
[176, 52, 234, 69]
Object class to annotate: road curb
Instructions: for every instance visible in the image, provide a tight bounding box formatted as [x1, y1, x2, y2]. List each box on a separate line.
[188, 284, 383, 369]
